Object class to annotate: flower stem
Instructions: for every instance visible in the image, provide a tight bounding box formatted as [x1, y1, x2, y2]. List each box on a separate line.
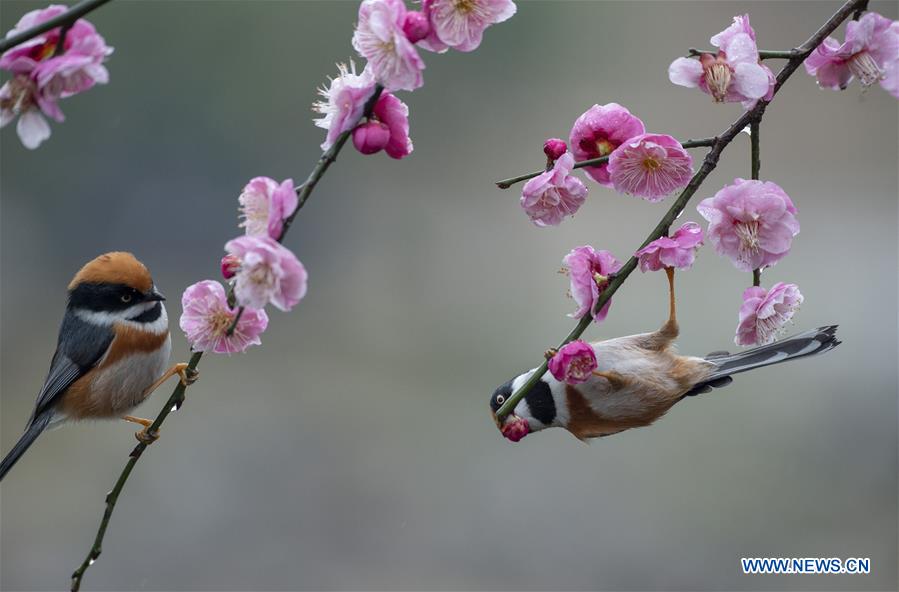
[70, 86, 385, 592]
[495, 0, 869, 422]
[750, 120, 761, 288]
[753, 268, 762, 287]
[0, 0, 114, 53]
[495, 137, 716, 189]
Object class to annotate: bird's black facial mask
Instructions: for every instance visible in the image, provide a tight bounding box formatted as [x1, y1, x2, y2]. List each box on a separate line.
[523, 380, 556, 426]
[69, 283, 150, 312]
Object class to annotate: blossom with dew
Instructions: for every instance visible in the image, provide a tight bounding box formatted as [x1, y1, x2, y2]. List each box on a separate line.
[804, 12, 899, 96]
[352, 0, 425, 91]
[697, 178, 799, 273]
[180, 280, 269, 354]
[225, 235, 308, 312]
[608, 133, 693, 201]
[313, 62, 377, 151]
[238, 177, 298, 240]
[520, 152, 587, 227]
[548, 340, 598, 385]
[419, 0, 516, 53]
[635, 222, 704, 272]
[568, 103, 645, 186]
[543, 138, 567, 162]
[562, 245, 622, 323]
[669, 14, 775, 107]
[220, 254, 241, 280]
[735, 282, 803, 346]
[372, 91, 413, 159]
[0, 4, 112, 149]
[500, 415, 530, 442]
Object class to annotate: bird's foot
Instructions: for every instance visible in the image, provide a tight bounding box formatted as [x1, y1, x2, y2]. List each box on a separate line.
[175, 363, 199, 387]
[122, 415, 160, 444]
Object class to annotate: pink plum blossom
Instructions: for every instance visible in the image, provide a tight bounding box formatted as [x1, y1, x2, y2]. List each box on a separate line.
[225, 235, 308, 312]
[402, 11, 431, 44]
[220, 254, 240, 280]
[371, 91, 413, 159]
[238, 177, 298, 240]
[697, 178, 799, 273]
[180, 280, 269, 354]
[313, 62, 377, 151]
[607, 133, 694, 201]
[500, 416, 529, 442]
[669, 15, 775, 106]
[419, 0, 517, 53]
[543, 138, 567, 162]
[0, 4, 112, 149]
[562, 245, 623, 323]
[352, 0, 425, 91]
[568, 103, 645, 186]
[548, 340, 598, 385]
[804, 12, 899, 95]
[0, 75, 54, 149]
[353, 120, 391, 154]
[635, 222, 704, 272]
[735, 282, 803, 346]
[519, 152, 587, 227]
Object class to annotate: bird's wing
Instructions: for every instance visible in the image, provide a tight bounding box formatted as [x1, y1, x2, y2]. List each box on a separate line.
[31, 311, 115, 420]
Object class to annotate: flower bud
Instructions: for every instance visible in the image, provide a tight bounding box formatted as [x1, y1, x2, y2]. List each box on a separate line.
[543, 138, 567, 162]
[352, 121, 391, 155]
[402, 11, 430, 44]
[220, 254, 241, 280]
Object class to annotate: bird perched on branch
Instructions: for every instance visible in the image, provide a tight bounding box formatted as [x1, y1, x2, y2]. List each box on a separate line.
[491, 268, 840, 442]
[0, 252, 196, 481]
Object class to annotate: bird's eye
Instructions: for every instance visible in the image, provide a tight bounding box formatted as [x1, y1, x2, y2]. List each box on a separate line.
[121, 294, 132, 303]
[496, 394, 505, 405]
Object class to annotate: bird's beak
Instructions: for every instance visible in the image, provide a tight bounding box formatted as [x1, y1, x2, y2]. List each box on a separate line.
[147, 287, 166, 302]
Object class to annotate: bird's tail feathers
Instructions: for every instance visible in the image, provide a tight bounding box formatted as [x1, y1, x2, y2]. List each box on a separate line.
[0, 412, 52, 481]
[706, 325, 840, 382]
[682, 326, 840, 398]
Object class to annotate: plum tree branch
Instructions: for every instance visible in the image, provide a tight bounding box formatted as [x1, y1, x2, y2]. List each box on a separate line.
[70, 83, 384, 592]
[0, 0, 114, 53]
[494, 0, 868, 422]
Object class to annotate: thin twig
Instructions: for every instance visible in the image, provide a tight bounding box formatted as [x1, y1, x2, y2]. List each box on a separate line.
[750, 118, 761, 286]
[70, 83, 384, 592]
[52, 23, 73, 57]
[495, 137, 716, 189]
[494, 0, 868, 422]
[0, 0, 114, 54]
[687, 48, 800, 60]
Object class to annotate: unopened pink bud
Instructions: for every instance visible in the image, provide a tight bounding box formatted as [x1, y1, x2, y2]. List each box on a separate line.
[402, 11, 430, 44]
[220, 254, 241, 280]
[543, 138, 567, 162]
[352, 121, 391, 155]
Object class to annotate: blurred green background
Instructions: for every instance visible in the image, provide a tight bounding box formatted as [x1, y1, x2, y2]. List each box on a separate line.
[1, 1, 896, 590]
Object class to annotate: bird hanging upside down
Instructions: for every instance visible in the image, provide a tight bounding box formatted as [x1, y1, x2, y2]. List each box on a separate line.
[490, 268, 840, 442]
[0, 252, 198, 481]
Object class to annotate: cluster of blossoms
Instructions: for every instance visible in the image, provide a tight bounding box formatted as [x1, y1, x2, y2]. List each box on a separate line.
[0, 5, 113, 149]
[520, 103, 694, 227]
[180, 0, 519, 354]
[541, 9, 877, 382]
[314, 0, 516, 159]
[180, 177, 308, 354]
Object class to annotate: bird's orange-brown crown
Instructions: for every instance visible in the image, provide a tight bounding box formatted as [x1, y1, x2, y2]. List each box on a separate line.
[68, 252, 153, 293]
